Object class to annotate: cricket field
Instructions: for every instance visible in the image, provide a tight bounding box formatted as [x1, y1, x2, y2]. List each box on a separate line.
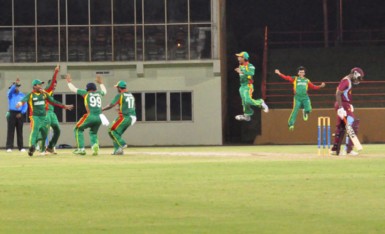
[1, 145, 385, 234]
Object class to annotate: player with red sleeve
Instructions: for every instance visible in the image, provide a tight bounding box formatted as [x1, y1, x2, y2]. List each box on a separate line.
[37, 65, 61, 154]
[331, 67, 364, 156]
[275, 66, 325, 131]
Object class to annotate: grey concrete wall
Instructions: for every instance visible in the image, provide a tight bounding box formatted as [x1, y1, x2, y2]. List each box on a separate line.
[0, 61, 223, 148]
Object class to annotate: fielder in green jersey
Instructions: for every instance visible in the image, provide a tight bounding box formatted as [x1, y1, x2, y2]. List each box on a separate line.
[37, 65, 61, 154]
[16, 79, 73, 156]
[275, 66, 326, 131]
[66, 74, 107, 156]
[102, 80, 137, 155]
[235, 51, 269, 122]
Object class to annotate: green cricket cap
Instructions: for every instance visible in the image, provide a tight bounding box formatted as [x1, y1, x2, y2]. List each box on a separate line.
[236, 51, 249, 60]
[32, 79, 44, 86]
[114, 80, 127, 89]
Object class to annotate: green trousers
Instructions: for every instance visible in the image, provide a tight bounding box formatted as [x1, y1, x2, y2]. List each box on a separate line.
[108, 115, 135, 150]
[29, 115, 47, 147]
[288, 95, 312, 127]
[38, 111, 61, 151]
[239, 84, 263, 116]
[74, 114, 101, 149]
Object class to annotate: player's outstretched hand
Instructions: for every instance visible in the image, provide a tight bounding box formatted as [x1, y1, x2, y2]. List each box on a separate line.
[320, 82, 326, 88]
[95, 75, 103, 84]
[65, 73, 72, 83]
[274, 69, 281, 75]
[65, 104, 74, 110]
[55, 64, 60, 71]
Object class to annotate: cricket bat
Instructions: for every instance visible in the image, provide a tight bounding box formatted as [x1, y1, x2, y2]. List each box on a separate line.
[343, 118, 363, 151]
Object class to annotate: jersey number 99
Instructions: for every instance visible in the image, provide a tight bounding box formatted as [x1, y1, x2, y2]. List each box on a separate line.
[89, 96, 102, 108]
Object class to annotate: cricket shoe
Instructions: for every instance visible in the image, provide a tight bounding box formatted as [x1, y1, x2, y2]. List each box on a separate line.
[91, 144, 99, 156]
[6, 149, 12, 153]
[235, 115, 251, 121]
[289, 125, 295, 131]
[302, 109, 308, 121]
[330, 150, 338, 155]
[261, 100, 269, 113]
[73, 149, 86, 156]
[46, 147, 57, 155]
[111, 149, 123, 155]
[341, 150, 359, 156]
[28, 145, 36, 157]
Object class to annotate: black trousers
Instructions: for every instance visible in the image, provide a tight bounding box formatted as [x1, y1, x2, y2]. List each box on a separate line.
[6, 110, 24, 150]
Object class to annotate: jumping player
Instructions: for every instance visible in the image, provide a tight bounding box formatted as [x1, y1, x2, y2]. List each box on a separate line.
[37, 65, 61, 154]
[16, 79, 73, 156]
[234, 51, 268, 121]
[331, 67, 364, 156]
[102, 81, 137, 155]
[275, 67, 325, 131]
[66, 74, 107, 156]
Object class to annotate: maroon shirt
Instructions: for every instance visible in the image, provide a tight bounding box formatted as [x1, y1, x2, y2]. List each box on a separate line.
[337, 77, 353, 104]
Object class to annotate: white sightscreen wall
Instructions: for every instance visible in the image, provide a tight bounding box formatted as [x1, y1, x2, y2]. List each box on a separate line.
[0, 62, 222, 147]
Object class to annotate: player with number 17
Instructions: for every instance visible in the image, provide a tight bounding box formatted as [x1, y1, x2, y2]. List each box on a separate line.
[102, 80, 137, 155]
[65, 74, 107, 155]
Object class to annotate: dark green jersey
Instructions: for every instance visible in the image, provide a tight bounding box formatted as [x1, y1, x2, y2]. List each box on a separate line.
[238, 62, 255, 86]
[20, 91, 65, 116]
[110, 92, 136, 116]
[77, 89, 105, 115]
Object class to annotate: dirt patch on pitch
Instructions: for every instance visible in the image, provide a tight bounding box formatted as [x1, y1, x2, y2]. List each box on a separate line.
[125, 151, 325, 160]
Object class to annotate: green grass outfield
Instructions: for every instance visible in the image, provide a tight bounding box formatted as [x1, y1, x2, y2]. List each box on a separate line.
[1, 145, 385, 234]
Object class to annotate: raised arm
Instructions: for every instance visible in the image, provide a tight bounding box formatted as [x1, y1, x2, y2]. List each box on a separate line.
[95, 75, 107, 95]
[65, 73, 78, 93]
[45, 64, 60, 92]
[8, 77, 20, 98]
[275, 69, 294, 83]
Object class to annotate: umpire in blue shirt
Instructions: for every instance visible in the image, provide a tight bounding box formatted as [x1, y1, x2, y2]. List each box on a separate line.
[6, 78, 28, 152]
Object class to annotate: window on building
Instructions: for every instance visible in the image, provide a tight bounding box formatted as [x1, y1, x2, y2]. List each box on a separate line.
[14, 28, 36, 62]
[91, 0, 112, 25]
[144, 26, 165, 60]
[167, 25, 188, 60]
[67, 27, 89, 62]
[167, 0, 187, 23]
[133, 93, 142, 121]
[37, 0, 58, 25]
[42, 92, 191, 123]
[91, 26, 112, 61]
[144, 92, 167, 121]
[53, 94, 64, 122]
[114, 26, 135, 61]
[14, 0, 35, 26]
[190, 0, 211, 22]
[0, 0, 12, 26]
[67, 0, 89, 25]
[113, 0, 135, 24]
[144, 0, 164, 24]
[5, 0, 213, 62]
[190, 24, 212, 59]
[170, 92, 192, 121]
[37, 27, 59, 62]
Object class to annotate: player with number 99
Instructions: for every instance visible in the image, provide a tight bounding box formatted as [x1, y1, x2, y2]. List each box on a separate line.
[65, 74, 107, 155]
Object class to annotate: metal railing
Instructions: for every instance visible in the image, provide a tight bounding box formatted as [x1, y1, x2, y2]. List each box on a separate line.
[264, 80, 385, 108]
